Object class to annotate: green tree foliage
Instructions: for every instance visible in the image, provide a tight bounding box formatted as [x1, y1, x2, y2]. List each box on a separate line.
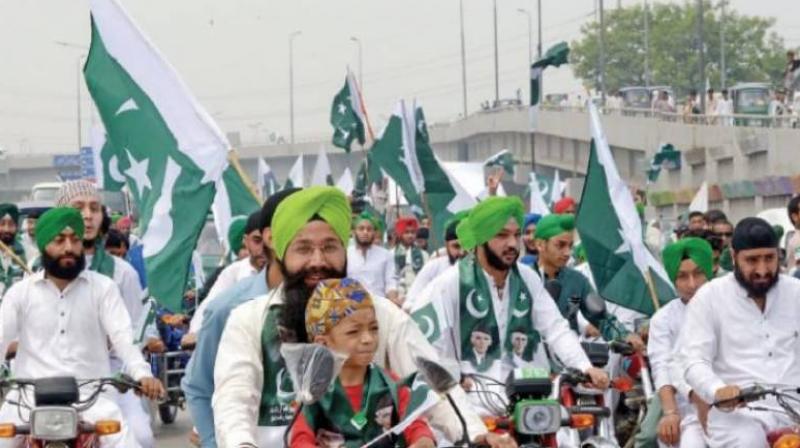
[570, 1, 788, 96]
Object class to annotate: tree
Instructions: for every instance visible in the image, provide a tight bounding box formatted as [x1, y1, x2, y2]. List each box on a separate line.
[570, 1, 788, 97]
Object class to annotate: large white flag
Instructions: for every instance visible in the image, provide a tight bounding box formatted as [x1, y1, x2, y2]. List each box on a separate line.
[688, 181, 708, 213]
[285, 155, 304, 189]
[311, 148, 334, 186]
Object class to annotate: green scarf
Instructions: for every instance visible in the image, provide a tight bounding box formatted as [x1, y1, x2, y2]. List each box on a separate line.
[395, 245, 425, 274]
[302, 365, 402, 448]
[0, 240, 26, 291]
[257, 306, 296, 426]
[458, 256, 539, 373]
[88, 243, 115, 278]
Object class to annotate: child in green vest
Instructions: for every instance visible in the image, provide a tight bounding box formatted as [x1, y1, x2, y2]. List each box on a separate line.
[290, 277, 435, 448]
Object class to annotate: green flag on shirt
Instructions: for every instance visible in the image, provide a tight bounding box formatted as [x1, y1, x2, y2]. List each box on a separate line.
[85, 0, 229, 311]
[576, 104, 674, 316]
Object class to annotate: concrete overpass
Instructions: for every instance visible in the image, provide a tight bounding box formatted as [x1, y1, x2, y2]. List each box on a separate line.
[3, 106, 799, 223]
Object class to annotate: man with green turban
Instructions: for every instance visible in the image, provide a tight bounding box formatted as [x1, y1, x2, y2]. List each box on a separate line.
[533, 214, 640, 349]
[0, 206, 165, 444]
[227, 215, 248, 259]
[638, 238, 713, 448]
[410, 196, 609, 417]
[0, 203, 26, 297]
[213, 187, 510, 448]
[347, 211, 399, 302]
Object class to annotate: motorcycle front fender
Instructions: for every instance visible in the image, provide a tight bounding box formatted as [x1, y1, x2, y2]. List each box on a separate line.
[580, 435, 619, 448]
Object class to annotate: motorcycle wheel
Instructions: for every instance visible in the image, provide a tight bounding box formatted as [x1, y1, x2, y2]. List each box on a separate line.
[159, 402, 179, 424]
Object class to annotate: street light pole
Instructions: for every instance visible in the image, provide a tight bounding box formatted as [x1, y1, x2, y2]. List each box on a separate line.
[350, 36, 363, 89]
[697, 0, 706, 113]
[289, 30, 301, 146]
[55, 41, 88, 151]
[493, 0, 500, 105]
[644, 0, 651, 88]
[720, 0, 727, 89]
[537, 0, 542, 59]
[599, 0, 606, 105]
[459, 0, 468, 117]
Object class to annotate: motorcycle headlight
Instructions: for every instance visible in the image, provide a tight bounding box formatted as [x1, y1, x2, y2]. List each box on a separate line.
[30, 407, 78, 440]
[514, 400, 561, 435]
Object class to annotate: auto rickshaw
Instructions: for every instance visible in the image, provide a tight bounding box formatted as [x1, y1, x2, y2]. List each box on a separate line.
[730, 82, 770, 126]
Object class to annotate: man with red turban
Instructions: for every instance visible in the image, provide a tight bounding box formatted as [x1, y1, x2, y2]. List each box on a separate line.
[553, 196, 577, 214]
[394, 216, 429, 305]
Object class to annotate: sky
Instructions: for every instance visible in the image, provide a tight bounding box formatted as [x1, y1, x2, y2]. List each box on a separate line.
[1, 0, 798, 156]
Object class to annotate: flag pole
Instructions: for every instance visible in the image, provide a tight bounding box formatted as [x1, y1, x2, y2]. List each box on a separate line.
[0, 240, 31, 275]
[228, 150, 263, 203]
[643, 269, 661, 312]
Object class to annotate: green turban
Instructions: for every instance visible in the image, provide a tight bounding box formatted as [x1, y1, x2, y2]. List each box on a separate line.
[227, 216, 248, 254]
[534, 214, 575, 240]
[272, 186, 352, 260]
[35, 207, 85, 251]
[662, 237, 713, 283]
[0, 203, 19, 223]
[354, 211, 381, 233]
[456, 197, 524, 250]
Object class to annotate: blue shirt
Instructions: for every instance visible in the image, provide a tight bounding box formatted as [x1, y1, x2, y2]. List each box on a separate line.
[126, 244, 147, 289]
[181, 271, 268, 448]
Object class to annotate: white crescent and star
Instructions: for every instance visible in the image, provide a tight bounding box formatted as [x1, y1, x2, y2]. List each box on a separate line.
[115, 98, 139, 116]
[124, 149, 151, 198]
[419, 315, 436, 339]
[465, 289, 489, 319]
[276, 367, 295, 403]
[108, 155, 126, 184]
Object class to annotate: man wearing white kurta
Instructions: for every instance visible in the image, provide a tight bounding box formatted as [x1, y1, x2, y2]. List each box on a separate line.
[191, 212, 267, 333]
[0, 207, 163, 448]
[212, 187, 514, 448]
[680, 217, 800, 448]
[648, 238, 713, 448]
[410, 197, 608, 417]
[346, 212, 398, 301]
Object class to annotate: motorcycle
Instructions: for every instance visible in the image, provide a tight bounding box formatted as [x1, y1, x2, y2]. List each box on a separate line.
[149, 308, 192, 424]
[713, 383, 800, 447]
[0, 374, 141, 447]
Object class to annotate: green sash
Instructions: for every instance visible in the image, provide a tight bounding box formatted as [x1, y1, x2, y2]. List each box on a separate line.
[0, 241, 26, 291]
[395, 245, 425, 274]
[458, 256, 539, 372]
[89, 244, 115, 278]
[303, 365, 403, 448]
[257, 306, 296, 426]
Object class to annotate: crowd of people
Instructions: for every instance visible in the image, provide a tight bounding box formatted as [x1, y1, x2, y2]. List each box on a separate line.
[1, 178, 800, 448]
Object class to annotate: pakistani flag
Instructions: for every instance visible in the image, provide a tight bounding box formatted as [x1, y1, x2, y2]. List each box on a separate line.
[257, 158, 280, 197]
[528, 172, 551, 216]
[530, 42, 569, 107]
[90, 125, 126, 191]
[646, 143, 681, 183]
[576, 104, 674, 316]
[335, 167, 354, 195]
[484, 149, 515, 176]
[311, 148, 335, 186]
[284, 155, 304, 189]
[370, 100, 426, 212]
[85, 0, 229, 311]
[550, 169, 566, 204]
[330, 70, 367, 152]
[212, 164, 261, 253]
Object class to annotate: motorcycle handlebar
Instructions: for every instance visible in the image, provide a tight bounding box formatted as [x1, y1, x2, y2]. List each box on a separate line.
[712, 385, 770, 408]
[608, 340, 636, 356]
[561, 368, 591, 385]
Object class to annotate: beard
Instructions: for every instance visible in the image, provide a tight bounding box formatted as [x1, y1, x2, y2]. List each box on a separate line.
[448, 252, 459, 265]
[355, 234, 373, 249]
[734, 263, 779, 299]
[277, 261, 347, 343]
[42, 251, 86, 281]
[482, 243, 518, 271]
[0, 232, 15, 246]
[83, 238, 96, 250]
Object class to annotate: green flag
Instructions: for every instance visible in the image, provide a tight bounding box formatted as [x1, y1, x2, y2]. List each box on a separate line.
[646, 143, 681, 184]
[283, 155, 304, 190]
[212, 165, 261, 254]
[484, 149, 516, 176]
[90, 125, 126, 191]
[85, 0, 229, 311]
[530, 42, 569, 107]
[330, 70, 367, 152]
[311, 148, 335, 186]
[576, 104, 674, 316]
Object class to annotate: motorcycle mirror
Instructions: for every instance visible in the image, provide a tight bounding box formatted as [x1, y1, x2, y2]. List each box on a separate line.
[414, 356, 460, 394]
[585, 293, 608, 315]
[280, 343, 346, 405]
[545, 279, 562, 301]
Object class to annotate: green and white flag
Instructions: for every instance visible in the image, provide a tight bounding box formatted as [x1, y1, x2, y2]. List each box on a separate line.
[85, 0, 229, 311]
[335, 167, 354, 195]
[550, 169, 566, 204]
[528, 172, 551, 217]
[330, 70, 367, 152]
[530, 42, 569, 128]
[370, 100, 426, 213]
[576, 104, 674, 316]
[311, 147, 335, 186]
[484, 149, 515, 176]
[257, 158, 280, 198]
[212, 164, 261, 253]
[646, 143, 681, 183]
[284, 155, 304, 190]
[90, 125, 126, 191]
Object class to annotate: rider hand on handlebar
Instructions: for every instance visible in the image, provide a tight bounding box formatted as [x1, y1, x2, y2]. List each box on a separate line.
[714, 385, 742, 410]
[474, 432, 518, 448]
[137, 376, 166, 400]
[584, 367, 610, 390]
[145, 337, 166, 354]
[624, 333, 646, 353]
